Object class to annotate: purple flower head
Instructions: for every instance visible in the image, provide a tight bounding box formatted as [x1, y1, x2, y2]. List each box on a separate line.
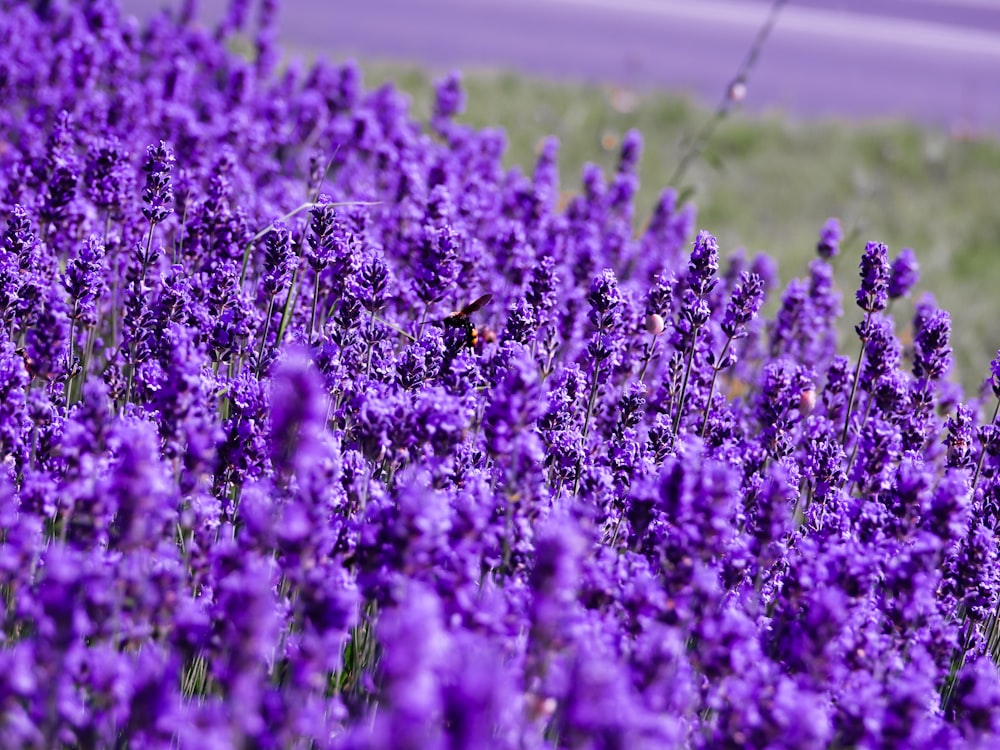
[268, 347, 327, 475]
[306, 200, 345, 271]
[860, 316, 901, 392]
[528, 516, 584, 655]
[85, 135, 132, 218]
[355, 252, 391, 313]
[913, 299, 952, 383]
[644, 271, 674, 323]
[209, 547, 280, 734]
[856, 241, 891, 312]
[141, 140, 175, 225]
[413, 223, 461, 304]
[586, 268, 622, 329]
[924, 469, 972, 543]
[23, 283, 69, 381]
[533, 134, 561, 195]
[208, 262, 253, 362]
[675, 289, 711, 348]
[3, 204, 38, 271]
[850, 416, 902, 493]
[944, 520, 1000, 623]
[107, 416, 179, 551]
[370, 582, 447, 746]
[816, 217, 842, 259]
[945, 403, 976, 470]
[502, 297, 536, 345]
[888, 247, 920, 300]
[721, 271, 765, 339]
[62, 235, 106, 327]
[39, 111, 80, 223]
[643, 188, 697, 271]
[754, 359, 814, 459]
[688, 230, 719, 297]
[769, 278, 807, 360]
[989, 349, 1000, 399]
[483, 347, 544, 458]
[432, 70, 465, 123]
[803, 418, 846, 501]
[0, 332, 29, 463]
[526, 254, 559, 317]
[262, 220, 294, 298]
[950, 657, 1000, 741]
[618, 129, 643, 175]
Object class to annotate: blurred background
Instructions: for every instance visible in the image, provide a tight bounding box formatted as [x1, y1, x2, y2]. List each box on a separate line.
[122, 0, 1000, 391]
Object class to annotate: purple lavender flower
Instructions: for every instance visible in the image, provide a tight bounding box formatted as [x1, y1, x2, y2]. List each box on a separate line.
[261, 220, 294, 298]
[141, 140, 175, 226]
[721, 271, 765, 340]
[268, 347, 327, 475]
[432, 70, 465, 124]
[816, 217, 842, 259]
[0, 332, 29, 465]
[39, 111, 79, 224]
[888, 247, 920, 300]
[413, 222, 461, 304]
[355, 253, 391, 313]
[945, 404, 975, 470]
[688, 229, 720, 297]
[85, 135, 132, 219]
[483, 348, 544, 459]
[859, 316, 901, 393]
[989, 349, 1000, 398]
[62, 235, 106, 328]
[913, 301, 952, 383]
[856, 241, 891, 313]
[586, 268, 623, 329]
[950, 657, 1000, 741]
[618, 129, 643, 175]
[3, 204, 39, 271]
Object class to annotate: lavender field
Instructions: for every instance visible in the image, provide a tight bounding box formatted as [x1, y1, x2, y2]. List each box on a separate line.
[4, 0, 1000, 748]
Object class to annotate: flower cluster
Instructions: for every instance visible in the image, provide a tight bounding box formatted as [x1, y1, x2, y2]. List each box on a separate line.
[2, 1, 1000, 748]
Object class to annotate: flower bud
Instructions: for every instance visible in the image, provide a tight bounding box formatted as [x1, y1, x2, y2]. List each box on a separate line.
[798, 387, 817, 416]
[645, 313, 665, 336]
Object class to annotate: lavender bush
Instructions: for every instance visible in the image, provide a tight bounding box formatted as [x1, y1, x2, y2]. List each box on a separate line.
[2, 1, 1000, 748]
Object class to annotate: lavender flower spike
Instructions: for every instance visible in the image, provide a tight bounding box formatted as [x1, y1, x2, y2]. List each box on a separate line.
[141, 140, 176, 226]
[688, 229, 720, 297]
[856, 241, 891, 313]
[888, 247, 920, 300]
[816, 217, 842, 259]
[721, 271, 765, 340]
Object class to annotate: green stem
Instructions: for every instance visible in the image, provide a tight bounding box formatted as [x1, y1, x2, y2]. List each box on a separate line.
[972, 398, 1000, 490]
[239, 200, 380, 286]
[275, 269, 300, 349]
[364, 310, 376, 379]
[416, 304, 430, 341]
[845, 397, 875, 487]
[700, 335, 734, 438]
[841, 311, 872, 447]
[309, 272, 321, 342]
[667, 0, 787, 188]
[673, 323, 702, 435]
[571, 316, 609, 496]
[255, 297, 276, 378]
[636, 332, 659, 384]
[941, 612, 973, 712]
[66, 302, 78, 400]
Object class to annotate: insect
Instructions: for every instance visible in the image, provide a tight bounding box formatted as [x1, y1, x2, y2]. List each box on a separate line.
[442, 293, 492, 350]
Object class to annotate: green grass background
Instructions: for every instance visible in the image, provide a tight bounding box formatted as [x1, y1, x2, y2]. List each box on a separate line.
[354, 60, 1000, 395]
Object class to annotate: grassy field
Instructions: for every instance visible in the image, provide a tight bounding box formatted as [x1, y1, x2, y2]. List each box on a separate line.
[354, 60, 1000, 395]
